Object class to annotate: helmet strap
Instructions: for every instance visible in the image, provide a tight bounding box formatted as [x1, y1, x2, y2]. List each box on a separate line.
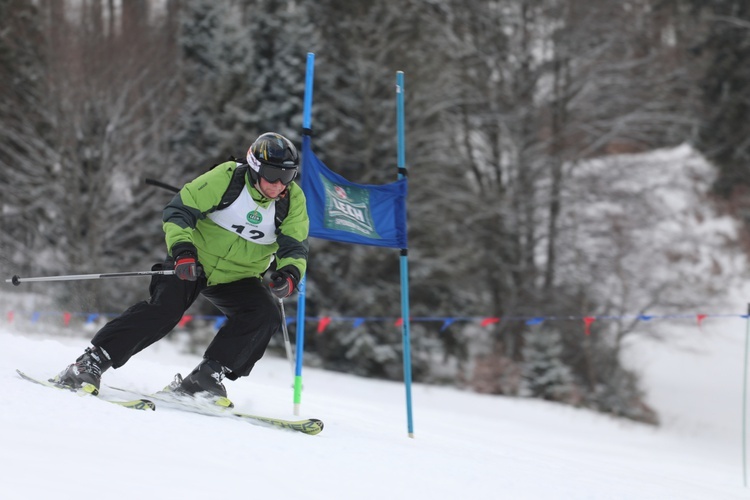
[247, 166, 260, 184]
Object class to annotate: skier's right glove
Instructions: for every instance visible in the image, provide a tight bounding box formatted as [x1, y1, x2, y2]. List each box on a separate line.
[269, 266, 299, 299]
[171, 242, 200, 281]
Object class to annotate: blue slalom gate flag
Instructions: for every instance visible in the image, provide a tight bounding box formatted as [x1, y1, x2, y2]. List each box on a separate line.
[300, 135, 408, 249]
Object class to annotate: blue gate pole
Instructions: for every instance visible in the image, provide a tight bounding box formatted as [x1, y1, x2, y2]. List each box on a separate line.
[743, 304, 750, 486]
[293, 276, 307, 415]
[396, 71, 414, 438]
[294, 52, 316, 415]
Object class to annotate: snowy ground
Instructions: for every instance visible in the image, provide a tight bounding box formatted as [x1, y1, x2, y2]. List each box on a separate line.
[1, 317, 748, 500]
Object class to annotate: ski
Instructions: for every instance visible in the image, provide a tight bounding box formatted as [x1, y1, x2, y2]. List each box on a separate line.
[16, 369, 156, 411]
[108, 385, 324, 435]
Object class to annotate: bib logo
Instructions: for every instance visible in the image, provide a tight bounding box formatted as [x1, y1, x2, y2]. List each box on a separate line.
[246, 210, 263, 225]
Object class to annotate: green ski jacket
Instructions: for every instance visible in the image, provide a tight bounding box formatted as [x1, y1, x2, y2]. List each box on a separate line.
[163, 161, 309, 286]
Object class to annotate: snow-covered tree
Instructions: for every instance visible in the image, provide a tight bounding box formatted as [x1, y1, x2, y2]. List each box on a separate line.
[0, 0, 53, 280]
[520, 327, 578, 403]
[171, 0, 314, 171]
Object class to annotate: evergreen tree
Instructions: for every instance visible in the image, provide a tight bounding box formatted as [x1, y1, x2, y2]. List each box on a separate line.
[237, 0, 314, 140]
[0, 1, 183, 310]
[172, 0, 239, 166]
[520, 327, 578, 403]
[0, 0, 53, 280]
[689, 1, 750, 214]
[173, 0, 314, 168]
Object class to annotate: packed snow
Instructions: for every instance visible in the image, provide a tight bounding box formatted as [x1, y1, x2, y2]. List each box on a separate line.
[1, 316, 748, 499]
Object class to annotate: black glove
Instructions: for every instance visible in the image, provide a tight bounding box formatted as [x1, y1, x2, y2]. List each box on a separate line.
[171, 242, 199, 281]
[269, 267, 299, 299]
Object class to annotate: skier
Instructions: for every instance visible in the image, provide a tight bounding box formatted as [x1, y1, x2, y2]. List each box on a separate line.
[53, 132, 309, 406]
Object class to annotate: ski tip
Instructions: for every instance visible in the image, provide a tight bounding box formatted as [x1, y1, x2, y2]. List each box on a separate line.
[306, 419, 324, 435]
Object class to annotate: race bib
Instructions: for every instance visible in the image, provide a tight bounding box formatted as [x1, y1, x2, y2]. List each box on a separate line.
[207, 187, 278, 244]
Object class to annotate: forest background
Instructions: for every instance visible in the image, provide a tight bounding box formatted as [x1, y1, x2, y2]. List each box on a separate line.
[2, 0, 750, 424]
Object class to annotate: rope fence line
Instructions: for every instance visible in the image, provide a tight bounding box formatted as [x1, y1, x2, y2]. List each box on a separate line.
[4, 310, 748, 335]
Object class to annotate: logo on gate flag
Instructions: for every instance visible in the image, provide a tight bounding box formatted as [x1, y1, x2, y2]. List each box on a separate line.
[322, 178, 379, 239]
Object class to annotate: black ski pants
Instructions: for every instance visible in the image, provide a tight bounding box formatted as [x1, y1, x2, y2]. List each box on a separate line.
[91, 263, 282, 379]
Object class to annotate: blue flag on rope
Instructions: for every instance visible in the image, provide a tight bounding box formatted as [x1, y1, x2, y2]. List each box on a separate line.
[300, 135, 408, 249]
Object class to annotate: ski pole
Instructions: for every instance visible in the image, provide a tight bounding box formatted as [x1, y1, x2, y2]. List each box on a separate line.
[145, 178, 180, 194]
[6, 270, 175, 286]
[278, 298, 296, 378]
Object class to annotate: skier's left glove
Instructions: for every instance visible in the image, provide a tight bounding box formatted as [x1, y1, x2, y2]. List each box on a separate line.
[269, 266, 299, 299]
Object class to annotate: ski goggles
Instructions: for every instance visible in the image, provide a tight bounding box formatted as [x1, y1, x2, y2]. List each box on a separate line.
[259, 164, 297, 185]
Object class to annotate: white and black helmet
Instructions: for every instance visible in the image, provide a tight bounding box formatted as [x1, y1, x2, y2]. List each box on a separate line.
[246, 132, 299, 185]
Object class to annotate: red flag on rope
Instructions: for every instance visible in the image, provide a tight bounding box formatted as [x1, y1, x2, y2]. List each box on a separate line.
[317, 316, 331, 334]
[481, 317, 500, 327]
[696, 314, 707, 330]
[583, 316, 596, 336]
[177, 315, 193, 328]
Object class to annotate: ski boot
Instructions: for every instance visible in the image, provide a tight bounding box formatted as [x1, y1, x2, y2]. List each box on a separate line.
[167, 359, 234, 408]
[51, 345, 112, 394]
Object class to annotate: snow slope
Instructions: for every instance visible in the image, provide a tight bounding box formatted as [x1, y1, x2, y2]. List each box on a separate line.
[0, 322, 747, 500]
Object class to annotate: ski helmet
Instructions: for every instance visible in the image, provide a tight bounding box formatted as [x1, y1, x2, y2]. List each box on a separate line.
[247, 132, 299, 186]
